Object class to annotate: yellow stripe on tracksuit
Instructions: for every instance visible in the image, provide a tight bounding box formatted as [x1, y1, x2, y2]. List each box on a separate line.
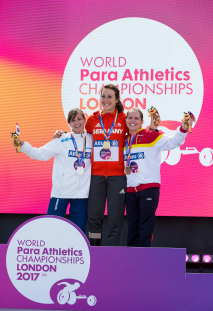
[123, 134, 163, 151]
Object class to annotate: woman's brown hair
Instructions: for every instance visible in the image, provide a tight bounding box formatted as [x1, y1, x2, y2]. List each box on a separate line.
[126, 108, 143, 121]
[67, 108, 85, 124]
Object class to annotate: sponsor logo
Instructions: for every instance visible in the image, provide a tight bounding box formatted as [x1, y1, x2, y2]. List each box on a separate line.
[124, 152, 144, 161]
[146, 198, 152, 201]
[94, 140, 119, 147]
[138, 152, 144, 159]
[119, 189, 125, 194]
[68, 150, 92, 159]
[95, 123, 101, 128]
[61, 137, 72, 143]
[115, 123, 121, 127]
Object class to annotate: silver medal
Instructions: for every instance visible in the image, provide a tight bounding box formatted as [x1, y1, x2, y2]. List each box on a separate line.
[77, 166, 85, 175]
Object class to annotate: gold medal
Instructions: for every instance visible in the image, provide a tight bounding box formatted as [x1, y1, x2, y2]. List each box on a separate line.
[103, 140, 110, 150]
[125, 166, 131, 175]
[77, 166, 85, 176]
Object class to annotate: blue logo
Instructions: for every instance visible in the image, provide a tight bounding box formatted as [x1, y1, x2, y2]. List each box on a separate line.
[123, 152, 145, 161]
[94, 140, 118, 147]
[68, 150, 92, 159]
[61, 137, 71, 143]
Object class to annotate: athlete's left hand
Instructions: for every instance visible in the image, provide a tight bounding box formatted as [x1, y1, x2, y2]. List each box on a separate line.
[181, 118, 193, 130]
[150, 114, 161, 131]
[53, 130, 64, 139]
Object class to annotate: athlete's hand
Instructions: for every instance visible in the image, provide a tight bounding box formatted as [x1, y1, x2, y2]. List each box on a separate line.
[150, 115, 161, 131]
[181, 118, 193, 130]
[53, 130, 64, 139]
[14, 139, 24, 147]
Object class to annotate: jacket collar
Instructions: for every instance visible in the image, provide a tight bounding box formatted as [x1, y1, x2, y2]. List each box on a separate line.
[93, 109, 117, 118]
[128, 128, 144, 136]
[70, 128, 87, 139]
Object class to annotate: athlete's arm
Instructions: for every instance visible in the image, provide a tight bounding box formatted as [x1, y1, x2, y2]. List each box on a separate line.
[20, 139, 60, 161]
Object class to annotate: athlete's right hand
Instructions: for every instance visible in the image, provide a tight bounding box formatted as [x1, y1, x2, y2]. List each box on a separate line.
[14, 139, 24, 147]
[53, 130, 64, 139]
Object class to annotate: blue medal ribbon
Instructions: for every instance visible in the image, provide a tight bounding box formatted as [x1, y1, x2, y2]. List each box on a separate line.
[70, 133, 86, 167]
[99, 110, 118, 142]
[125, 132, 139, 166]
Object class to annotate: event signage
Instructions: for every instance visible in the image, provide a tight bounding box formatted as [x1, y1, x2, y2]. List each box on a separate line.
[62, 18, 203, 128]
[6, 216, 94, 306]
[62, 18, 210, 169]
[2, 12, 213, 217]
[3, 216, 187, 310]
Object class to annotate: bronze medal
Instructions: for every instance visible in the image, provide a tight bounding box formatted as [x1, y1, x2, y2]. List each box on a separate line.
[103, 140, 110, 150]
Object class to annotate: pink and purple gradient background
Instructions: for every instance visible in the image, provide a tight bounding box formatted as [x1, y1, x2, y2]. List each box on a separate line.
[0, 0, 213, 216]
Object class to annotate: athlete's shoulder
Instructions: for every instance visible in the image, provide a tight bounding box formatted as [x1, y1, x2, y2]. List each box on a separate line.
[86, 111, 100, 132]
[135, 129, 163, 145]
[117, 111, 126, 120]
[87, 110, 99, 121]
[117, 111, 127, 131]
[60, 132, 70, 142]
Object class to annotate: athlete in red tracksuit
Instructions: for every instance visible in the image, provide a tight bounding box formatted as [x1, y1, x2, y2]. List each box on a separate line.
[86, 84, 128, 246]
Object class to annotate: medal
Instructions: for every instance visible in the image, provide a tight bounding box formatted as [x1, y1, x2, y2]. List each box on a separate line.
[125, 131, 140, 169]
[103, 140, 110, 149]
[99, 109, 118, 150]
[77, 166, 85, 175]
[125, 166, 131, 175]
[70, 132, 86, 174]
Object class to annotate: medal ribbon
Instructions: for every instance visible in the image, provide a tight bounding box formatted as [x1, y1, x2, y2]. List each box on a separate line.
[125, 131, 140, 166]
[99, 109, 118, 142]
[70, 133, 86, 167]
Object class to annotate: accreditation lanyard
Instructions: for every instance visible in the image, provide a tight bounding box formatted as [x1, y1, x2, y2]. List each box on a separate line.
[99, 109, 118, 142]
[70, 133, 86, 167]
[125, 132, 139, 167]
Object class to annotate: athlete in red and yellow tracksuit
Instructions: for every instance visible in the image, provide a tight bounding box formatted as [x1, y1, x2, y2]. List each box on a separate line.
[123, 126, 187, 247]
[86, 110, 128, 246]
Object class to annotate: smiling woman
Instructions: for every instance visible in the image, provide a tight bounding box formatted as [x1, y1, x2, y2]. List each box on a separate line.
[14, 108, 93, 234]
[124, 108, 191, 247]
[67, 109, 86, 134]
[126, 109, 144, 135]
[85, 84, 128, 246]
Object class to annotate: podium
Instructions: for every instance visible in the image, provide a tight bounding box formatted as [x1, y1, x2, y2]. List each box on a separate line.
[0, 216, 208, 311]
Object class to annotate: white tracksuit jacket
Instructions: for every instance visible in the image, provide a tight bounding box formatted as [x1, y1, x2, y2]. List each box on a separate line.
[123, 127, 187, 188]
[20, 130, 93, 198]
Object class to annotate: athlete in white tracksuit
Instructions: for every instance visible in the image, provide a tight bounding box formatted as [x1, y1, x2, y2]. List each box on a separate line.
[124, 108, 191, 247]
[17, 109, 92, 233]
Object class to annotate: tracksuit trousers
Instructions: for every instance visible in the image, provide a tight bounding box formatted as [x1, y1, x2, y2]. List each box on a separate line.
[88, 175, 126, 246]
[126, 187, 160, 247]
[47, 198, 87, 234]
